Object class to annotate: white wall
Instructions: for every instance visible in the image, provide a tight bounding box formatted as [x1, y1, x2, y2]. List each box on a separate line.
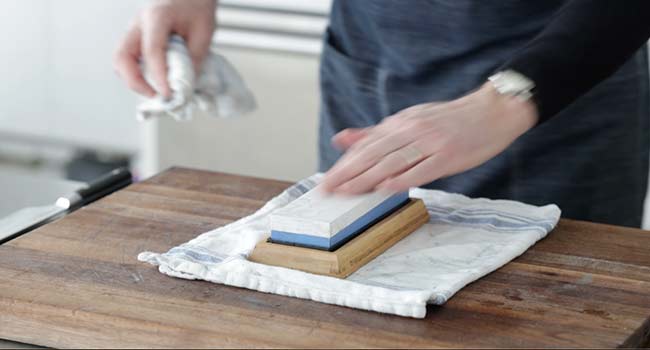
[155, 47, 320, 181]
[0, 0, 321, 182]
[0, 0, 145, 154]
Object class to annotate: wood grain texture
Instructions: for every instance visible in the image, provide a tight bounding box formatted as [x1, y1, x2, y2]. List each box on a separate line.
[0, 167, 649, 348]
[250, 198, 429, 278]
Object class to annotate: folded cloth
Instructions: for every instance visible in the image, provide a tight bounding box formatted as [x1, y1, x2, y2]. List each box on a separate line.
[138, 174, 561, 318]
[137, 35, 256, 121]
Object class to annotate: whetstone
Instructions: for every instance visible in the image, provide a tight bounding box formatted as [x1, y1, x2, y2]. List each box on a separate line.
[270, 186, 409, 250]
[250, 198, 430, 278]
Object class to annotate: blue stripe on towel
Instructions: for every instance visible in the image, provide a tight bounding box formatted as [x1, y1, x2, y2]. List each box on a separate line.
[168, 247, 225, 264]
[427, 205, 552, 226]
[425, 204, 555, 233]
[285, 179, 316, 198]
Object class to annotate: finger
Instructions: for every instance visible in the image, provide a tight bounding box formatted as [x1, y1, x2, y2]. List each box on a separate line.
[142, 18, 171, 98]
[114, 52, 157, 97]
[377, 154, 448, 192]
[334, 112, 408, 155]
[185, 27, 214, 74]
[335, 145, 425, 194]
[332, 128, 369, 150]
[345, 121, 395, 152]
[322, 131, 416, 192]
[343, 116, 418, 155]
[114, 27, 157, 97]
[339, 128, 419, 173]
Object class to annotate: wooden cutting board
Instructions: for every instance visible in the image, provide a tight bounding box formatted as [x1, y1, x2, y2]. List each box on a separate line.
[1, 167, 649, 348]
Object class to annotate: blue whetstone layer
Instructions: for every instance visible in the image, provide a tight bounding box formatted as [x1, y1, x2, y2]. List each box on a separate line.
[270, 192, 410, 251]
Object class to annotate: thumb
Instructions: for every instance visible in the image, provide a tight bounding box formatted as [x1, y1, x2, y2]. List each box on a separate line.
[186, 27, 215, 74]
[332, 128, 369, 150]
[141, 19, 172, 98]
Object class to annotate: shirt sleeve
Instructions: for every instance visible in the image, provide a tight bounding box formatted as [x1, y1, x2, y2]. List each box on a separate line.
[500, 0, 650, 123]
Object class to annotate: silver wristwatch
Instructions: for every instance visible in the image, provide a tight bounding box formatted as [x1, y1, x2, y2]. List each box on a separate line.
[487, 70, 535, 101]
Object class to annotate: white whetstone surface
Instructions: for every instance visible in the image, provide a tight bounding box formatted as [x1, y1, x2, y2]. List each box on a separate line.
[269, 185, 397, 238]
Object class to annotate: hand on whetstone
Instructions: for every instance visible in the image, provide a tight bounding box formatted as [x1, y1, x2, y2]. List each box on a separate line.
[270, 185, 409, 251]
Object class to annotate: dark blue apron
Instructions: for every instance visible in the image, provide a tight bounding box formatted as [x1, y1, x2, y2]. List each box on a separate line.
[318, 0, 650, 227]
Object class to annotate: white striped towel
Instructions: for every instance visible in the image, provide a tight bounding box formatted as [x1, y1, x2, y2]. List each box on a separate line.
[138, 174, 561, 318]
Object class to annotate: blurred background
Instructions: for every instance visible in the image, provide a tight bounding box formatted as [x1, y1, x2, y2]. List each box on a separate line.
[0, 0, 329, 184]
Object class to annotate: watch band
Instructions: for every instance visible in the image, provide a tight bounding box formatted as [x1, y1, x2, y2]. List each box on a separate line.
[488, 70, 535, 101]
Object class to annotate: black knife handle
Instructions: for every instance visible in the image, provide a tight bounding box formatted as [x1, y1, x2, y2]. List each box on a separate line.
[75, 167, 133, 208]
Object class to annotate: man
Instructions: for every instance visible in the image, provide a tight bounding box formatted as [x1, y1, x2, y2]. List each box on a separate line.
[115, 0, 650, 227]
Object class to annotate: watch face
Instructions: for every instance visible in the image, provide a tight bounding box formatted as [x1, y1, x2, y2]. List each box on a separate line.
[488, 70, 535, 98]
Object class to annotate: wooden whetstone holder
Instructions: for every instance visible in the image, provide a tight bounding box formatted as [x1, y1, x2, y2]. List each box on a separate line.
[249, 198, 430, 278]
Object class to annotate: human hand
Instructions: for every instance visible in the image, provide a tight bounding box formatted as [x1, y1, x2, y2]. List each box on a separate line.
[113, 0, 217, 98]
[321, 83, 539, 194]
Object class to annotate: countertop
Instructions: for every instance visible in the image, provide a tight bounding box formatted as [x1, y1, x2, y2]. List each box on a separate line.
[1, 167, 649, 348]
